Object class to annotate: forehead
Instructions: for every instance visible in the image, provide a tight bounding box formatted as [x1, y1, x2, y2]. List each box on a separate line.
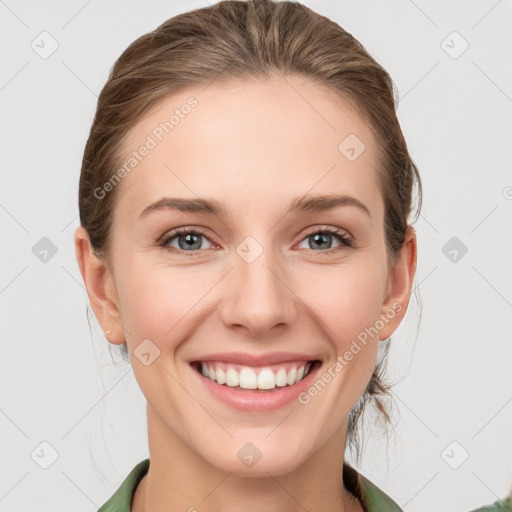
[114, 75, 383, 223]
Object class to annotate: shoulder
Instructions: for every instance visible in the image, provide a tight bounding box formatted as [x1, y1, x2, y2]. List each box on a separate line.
[469, 497, 512, 512]
[97, 459, 150, 512]
[343, 463, 403, 512]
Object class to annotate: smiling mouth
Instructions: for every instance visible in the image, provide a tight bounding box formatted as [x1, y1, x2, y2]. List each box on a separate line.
[191, 360, 322, 392]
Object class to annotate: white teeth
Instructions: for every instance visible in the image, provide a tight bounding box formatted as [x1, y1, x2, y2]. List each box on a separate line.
[287, 367, 297, 386]
[226, 368, 239, 387]
[257, 369, 276, 390]
[216, 367, 226, 384]
[275, 368, 288, 387]
[239, 368, 258, 389]
[198, 362, 314, 390]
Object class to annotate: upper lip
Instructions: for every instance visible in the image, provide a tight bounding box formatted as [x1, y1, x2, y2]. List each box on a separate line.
[189, 352, 320, 367]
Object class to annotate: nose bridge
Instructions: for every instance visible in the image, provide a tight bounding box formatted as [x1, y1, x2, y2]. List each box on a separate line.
[219, 238, 297, 337]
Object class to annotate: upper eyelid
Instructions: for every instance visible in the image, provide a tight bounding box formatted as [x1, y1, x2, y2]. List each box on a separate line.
[301, 225, 351, 237]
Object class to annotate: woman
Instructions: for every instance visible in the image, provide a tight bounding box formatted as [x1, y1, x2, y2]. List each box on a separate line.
[74, 0, 420, 510]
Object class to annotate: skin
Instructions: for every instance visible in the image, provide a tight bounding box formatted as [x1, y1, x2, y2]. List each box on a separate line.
[75, 74, 416, 512]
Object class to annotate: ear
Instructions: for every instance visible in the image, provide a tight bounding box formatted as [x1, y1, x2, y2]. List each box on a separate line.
[377, 226, 417, 340]
[74, 226, 126, 344]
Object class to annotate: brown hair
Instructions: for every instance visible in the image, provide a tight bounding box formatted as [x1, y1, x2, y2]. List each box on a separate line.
[79, 0, 422, 461]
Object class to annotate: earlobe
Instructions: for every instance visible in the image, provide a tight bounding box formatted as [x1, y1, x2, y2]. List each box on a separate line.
[378, 227, 417, 340]
[74, 226, 126, 344]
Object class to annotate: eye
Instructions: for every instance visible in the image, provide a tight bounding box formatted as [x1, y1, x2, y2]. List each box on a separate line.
[159, 226, 355, 256]
[296, 226, 354, 254]
[159, 228, 214, 254]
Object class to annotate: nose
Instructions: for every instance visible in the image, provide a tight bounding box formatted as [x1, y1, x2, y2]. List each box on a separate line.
[219, 248, 298, 339]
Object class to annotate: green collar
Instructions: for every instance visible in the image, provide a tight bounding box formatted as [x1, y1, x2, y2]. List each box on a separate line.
[97, 458, 402, 512]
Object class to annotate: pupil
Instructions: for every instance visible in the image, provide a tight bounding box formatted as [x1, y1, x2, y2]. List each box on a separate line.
[312, 233, 330, 249]
[180, 234, 200, 250]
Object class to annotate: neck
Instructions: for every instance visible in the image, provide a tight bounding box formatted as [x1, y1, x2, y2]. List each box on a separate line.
[132, 406, 364, 512]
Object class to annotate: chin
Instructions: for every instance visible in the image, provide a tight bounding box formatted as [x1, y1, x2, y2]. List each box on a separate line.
[201, 440, 311, 478]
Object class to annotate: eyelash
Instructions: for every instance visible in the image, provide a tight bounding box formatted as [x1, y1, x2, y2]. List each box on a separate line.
[158, 226, 355, 256]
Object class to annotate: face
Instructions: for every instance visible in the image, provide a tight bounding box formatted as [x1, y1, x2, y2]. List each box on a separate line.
[77, 75, 415, 477]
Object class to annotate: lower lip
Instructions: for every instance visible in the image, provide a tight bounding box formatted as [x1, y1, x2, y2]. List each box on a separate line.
[191, 362, 321, 412]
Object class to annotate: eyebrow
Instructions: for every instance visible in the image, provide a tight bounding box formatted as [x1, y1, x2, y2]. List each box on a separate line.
[138, 193, 371, 220]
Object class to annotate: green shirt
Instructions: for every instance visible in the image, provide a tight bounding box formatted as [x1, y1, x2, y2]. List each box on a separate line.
[470, 498, 512, 512]
[97, 458, 512, 512]
[97, 458, 403, 511]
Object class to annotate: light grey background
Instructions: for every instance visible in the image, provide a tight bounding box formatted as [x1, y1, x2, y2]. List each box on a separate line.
[1, 1, 511, 511]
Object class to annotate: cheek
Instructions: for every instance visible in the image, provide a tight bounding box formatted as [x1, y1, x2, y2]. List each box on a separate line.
[296, 261, 387, 345]
[118, 262, 217, 345]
